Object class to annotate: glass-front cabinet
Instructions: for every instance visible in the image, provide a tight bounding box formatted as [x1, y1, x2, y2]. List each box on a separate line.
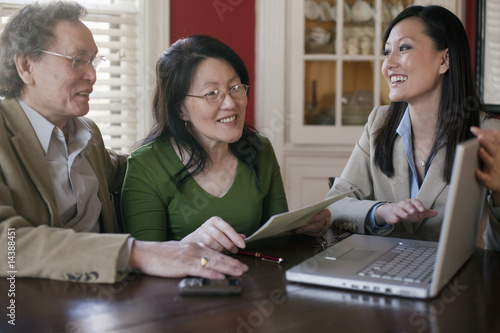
[287, 0, 415, 145]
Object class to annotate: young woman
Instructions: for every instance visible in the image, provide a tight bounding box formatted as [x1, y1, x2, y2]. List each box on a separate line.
[326, 5, 500, 250]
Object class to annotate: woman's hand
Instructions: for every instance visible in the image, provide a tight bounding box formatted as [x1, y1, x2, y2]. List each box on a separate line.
[294, 208, 331, 237]
[471, 126, 500, 205]
[129, 240, 248, 280]
[375, 199, 438, 225]
[181, 216, 246, 254]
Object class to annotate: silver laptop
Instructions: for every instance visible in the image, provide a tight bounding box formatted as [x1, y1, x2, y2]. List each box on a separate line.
[286, 138, 486, 299]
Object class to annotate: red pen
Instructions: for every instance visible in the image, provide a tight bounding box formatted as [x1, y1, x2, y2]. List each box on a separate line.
[237, 250, 284, 264]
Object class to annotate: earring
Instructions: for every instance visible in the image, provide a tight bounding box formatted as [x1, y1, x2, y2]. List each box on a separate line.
[184, 121, 188, 129]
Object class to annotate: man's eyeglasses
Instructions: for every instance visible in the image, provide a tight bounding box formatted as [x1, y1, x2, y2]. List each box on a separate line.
[41, 50, 107, 71]
[186, 84, 249, 105]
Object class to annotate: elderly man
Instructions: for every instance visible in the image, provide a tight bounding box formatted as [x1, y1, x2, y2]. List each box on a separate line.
[0, 1, 247, 283]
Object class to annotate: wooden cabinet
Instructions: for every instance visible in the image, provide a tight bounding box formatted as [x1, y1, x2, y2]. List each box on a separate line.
[288, 0, 415, 145]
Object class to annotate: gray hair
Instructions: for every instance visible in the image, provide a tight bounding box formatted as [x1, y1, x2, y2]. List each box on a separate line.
[0, 1, 87, 97]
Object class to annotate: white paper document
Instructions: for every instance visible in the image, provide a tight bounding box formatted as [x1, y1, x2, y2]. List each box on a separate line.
[245, 190, 355, 242]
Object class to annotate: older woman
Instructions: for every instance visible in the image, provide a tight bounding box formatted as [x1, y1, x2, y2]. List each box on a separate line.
[121, 35, 330, 253]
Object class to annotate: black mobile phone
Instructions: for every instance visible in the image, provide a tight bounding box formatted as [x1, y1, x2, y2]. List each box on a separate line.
[178, 277, 242, 296]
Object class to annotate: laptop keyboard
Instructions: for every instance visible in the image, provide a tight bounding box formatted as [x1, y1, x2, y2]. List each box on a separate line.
[357, 243, 437, 283]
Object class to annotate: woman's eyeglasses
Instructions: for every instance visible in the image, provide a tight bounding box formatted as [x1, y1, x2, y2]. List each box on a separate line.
[186, 84, 249, 105]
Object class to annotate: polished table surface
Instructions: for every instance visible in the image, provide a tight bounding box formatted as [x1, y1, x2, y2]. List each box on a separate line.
[2, 233, 500, 333]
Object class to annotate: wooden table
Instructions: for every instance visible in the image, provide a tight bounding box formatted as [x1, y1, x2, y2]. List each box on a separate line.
[1, 233, 500, 333]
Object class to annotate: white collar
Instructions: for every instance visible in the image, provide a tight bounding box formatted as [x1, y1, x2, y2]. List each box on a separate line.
[17, 97, 92, 154]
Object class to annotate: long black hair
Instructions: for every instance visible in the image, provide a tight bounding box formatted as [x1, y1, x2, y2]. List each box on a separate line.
[143, 34, 262, 190]
[374, 5, 483, 183]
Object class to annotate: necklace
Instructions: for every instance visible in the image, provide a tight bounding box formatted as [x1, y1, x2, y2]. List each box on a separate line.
[413, 141, 432, 167]
[411, 129, 434, 168]
[415, 149, 427, 167]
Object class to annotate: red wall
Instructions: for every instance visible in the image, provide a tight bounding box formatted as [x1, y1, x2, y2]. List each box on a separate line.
[465, 0, 476, 73]
[170, 0, 256, 126]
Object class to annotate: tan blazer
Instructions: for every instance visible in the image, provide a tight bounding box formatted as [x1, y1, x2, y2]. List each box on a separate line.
[327, 105, 500, 243]
[0, 98, 129, 283]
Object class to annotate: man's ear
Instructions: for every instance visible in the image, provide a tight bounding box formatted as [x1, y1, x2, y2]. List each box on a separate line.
[14, 54, 35, 84]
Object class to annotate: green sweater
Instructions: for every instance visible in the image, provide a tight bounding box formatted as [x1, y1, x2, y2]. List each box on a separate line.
[121, 136, 288, 241]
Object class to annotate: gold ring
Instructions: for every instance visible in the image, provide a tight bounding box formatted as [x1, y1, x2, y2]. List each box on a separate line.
[200, 256, 209, 267]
